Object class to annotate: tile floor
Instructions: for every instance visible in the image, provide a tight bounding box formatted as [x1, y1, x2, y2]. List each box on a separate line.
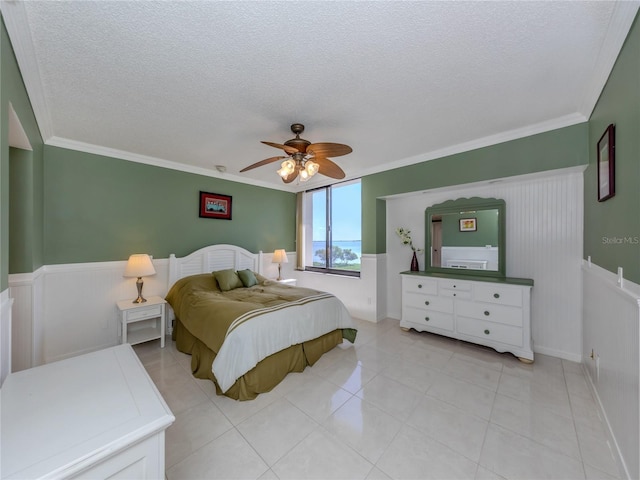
[134, 318, 622, 480]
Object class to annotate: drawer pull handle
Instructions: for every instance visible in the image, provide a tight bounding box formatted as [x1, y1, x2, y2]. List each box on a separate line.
[425, 301, 430, 305]
[453, 285, 457, 288]
[425, 317, 430, 321]
[494, 293, 500, 299]
[484, 329, 490, 335]
[453, 293, 456, 297]
[418, 284, 422, 288]
[484, 311, 490, 316]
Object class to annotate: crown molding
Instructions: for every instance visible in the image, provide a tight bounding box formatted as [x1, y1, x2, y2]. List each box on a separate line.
[355, 112, 588, 180]
[579, 1, 640, 118]
[48, 111, 587, 195]
[1, 0, 54, 141]
[8, 102, 32, 150]
[46, 136, 294, 193]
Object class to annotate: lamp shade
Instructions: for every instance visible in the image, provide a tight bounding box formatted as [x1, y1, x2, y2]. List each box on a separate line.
[272, 249, 288, 264]
[123, 254, 156, 278]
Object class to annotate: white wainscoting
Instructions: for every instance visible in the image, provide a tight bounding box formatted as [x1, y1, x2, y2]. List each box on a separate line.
[295, 254, 384, 323]
[1, 288, 14, 385]
[582, 260, 639, 480]
[8, 268, 44, 371]
[9, 260, 169, 366]
[385, 166, 585, 361]
[7, 249, 378, 366]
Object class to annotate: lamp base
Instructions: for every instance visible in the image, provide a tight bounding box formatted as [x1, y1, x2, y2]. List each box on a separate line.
[276, 264, 282, 281]
[132, 277, 147, 303]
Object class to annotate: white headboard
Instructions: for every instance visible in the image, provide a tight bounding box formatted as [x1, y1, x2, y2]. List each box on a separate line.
[168, 244, 263, 290]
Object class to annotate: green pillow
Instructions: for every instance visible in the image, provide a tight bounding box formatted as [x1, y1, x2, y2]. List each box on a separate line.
[213, 269, 243, 291]
[237, 269, 258, 287]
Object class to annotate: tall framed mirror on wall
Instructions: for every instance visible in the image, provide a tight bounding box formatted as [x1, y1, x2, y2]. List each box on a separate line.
[425, 197, 506, 277]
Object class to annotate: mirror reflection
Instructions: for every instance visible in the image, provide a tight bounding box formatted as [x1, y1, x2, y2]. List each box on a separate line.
[425, 197, 506, 277]
[430, 209, 500, 271]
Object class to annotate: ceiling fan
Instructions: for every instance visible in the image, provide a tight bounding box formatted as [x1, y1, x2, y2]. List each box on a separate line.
[240, 123, 352, 183]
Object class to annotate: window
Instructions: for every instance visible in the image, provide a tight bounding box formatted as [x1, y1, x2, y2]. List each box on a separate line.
[303, 179, 361, 276]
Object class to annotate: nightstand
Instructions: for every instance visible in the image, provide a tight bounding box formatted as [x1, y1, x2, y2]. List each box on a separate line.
[117, 295, 166, 348]
[276, 278, 297, 286]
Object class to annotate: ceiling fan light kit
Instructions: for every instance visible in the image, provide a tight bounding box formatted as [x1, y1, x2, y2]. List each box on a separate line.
[241, 124, 352, 183]
[277, 159, 296, 179]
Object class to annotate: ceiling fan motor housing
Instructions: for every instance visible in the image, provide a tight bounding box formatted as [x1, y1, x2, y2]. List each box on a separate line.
[284, 124, 310, 153]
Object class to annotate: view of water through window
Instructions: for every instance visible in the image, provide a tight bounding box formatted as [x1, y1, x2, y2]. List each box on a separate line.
[310, 180, 361, 272]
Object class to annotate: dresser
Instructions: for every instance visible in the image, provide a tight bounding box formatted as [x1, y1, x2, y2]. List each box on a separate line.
[400, 271, 534, 362]
[1, 344, 174, 479]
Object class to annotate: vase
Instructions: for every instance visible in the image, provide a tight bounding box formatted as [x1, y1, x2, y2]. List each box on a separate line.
[410, 251, 419, 271]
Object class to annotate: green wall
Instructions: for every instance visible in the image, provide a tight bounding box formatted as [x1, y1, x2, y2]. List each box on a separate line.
[441, 209, 499, 247]
[362, 122, 589, 254]
[9, 147, 34, 273]
[43, 146, 296, 264]
[585, 14, 640, 284]
[1, 19, 44, 286]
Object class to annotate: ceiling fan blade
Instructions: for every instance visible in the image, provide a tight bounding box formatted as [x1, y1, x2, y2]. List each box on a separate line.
[307, 142, 352, 158]
[282, 170, 299, 183]
[240, 156, 286, 173]
[315, 157, 346, 179]
[261, 141, 299, 155]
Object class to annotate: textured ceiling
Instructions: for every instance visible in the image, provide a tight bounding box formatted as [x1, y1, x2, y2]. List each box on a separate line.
[2, 1, 638, 191]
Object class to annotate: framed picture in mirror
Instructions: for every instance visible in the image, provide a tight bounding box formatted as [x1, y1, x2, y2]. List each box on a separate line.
[459, 218, 477, 232]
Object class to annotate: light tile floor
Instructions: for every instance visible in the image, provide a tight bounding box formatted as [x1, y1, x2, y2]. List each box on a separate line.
[133, 318, 622, 480]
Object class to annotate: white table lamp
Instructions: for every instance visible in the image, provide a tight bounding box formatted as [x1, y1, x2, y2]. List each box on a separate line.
[123, 254, 156, 303]
[272, 249, 288, 281]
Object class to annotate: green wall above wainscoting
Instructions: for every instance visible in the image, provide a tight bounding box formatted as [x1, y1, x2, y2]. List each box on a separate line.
[361, 122, 589, 254]
[43, 146, 296, 264]
[585, 14, 640, 284]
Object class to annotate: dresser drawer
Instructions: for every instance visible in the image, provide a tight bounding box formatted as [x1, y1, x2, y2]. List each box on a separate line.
[474, 284, 523, 307]
[404, 293, 454, 313]
[127, 304, 163, 321]
[456, 300, 523, 327]
[456, 316, 523, 347]
[439, 289, 471, 300]
[438, 279, 472, 292]
[403, 276, 438, 295]
[404, 307, 454, 332]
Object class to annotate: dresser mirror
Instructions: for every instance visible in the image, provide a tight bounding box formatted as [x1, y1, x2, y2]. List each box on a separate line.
[425, 197, 506, 277]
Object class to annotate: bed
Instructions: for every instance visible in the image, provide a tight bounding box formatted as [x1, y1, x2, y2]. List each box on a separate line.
[165, 244, 357, 400]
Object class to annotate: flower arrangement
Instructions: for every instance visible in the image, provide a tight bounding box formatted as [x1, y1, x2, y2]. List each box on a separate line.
[395, 227, 423, 253]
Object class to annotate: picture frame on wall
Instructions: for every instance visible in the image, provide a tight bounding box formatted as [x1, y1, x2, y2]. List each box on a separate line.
[199, 191, 232, 220]
[459, 218, 477, 232]
[597, 124, 615, 202]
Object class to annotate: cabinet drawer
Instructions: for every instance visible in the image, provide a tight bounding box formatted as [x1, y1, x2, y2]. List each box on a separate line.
[404, 293, 453, 313]
[456, 300, 523, 327]
[404, 307, 454, 332]
[474, 284, 523, 307]
[403, 276, 438, 295]
[439, 289, 471, 300]
[127, 304, 163, 321]
[438, 279, 472, 292]
[457, 316, 523, 347]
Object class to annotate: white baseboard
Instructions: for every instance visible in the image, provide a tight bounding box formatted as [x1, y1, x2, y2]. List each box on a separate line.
[533, 345, 582, 363]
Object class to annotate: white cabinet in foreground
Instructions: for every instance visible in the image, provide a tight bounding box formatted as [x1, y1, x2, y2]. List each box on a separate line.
[401, 272, 534, 362]
[1, 344, 174, 479]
